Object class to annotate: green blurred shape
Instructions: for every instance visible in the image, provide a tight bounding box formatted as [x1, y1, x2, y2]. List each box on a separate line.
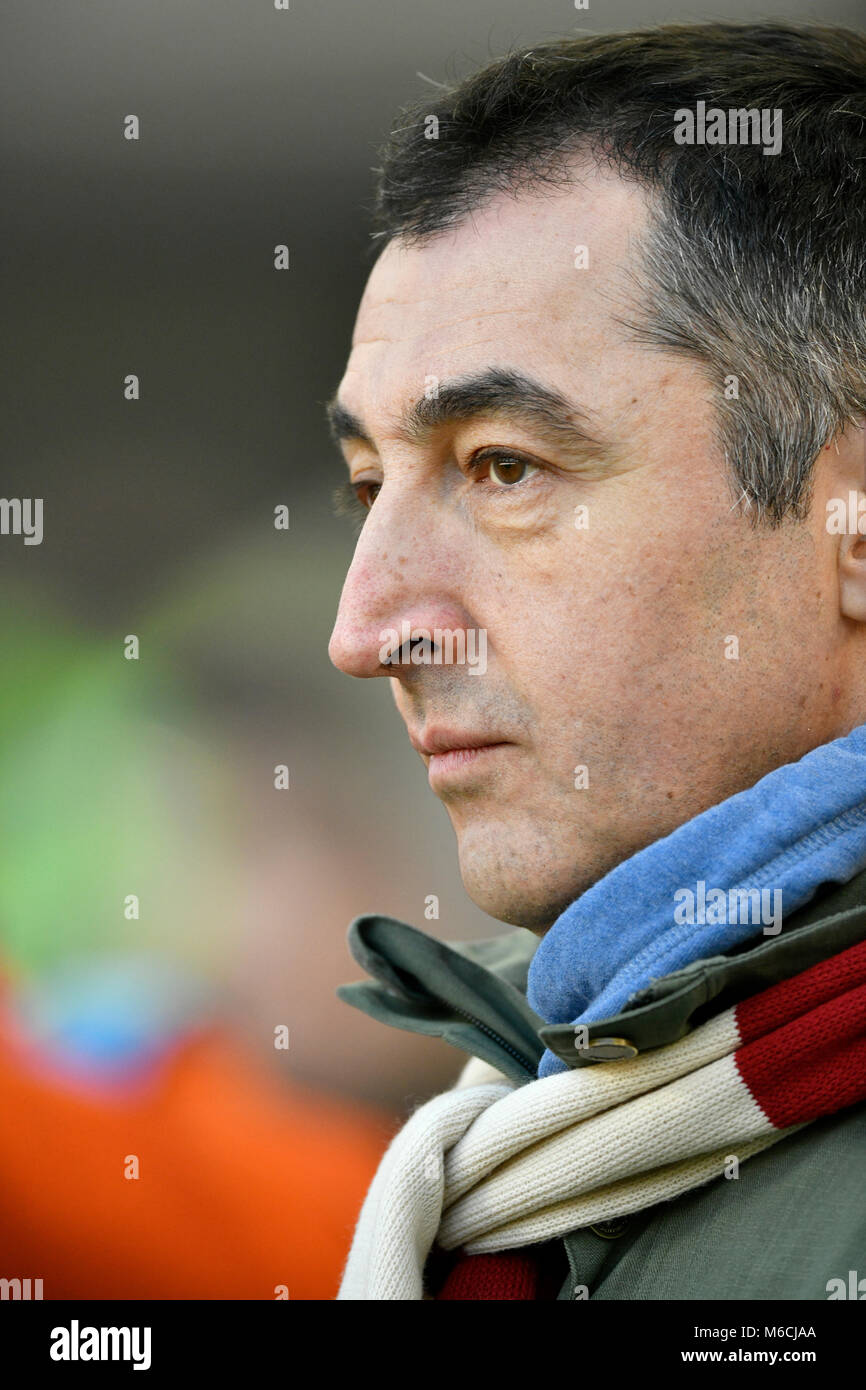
[0, 616, 238, 978]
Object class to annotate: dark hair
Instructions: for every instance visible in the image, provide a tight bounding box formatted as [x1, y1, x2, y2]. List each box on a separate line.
[370, 23, 866, 523]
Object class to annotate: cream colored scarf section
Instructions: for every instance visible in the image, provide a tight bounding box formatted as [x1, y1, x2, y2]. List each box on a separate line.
[337, 1011, 795, 1300]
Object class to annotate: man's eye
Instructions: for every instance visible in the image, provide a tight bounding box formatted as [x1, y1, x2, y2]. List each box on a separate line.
[352, 480, 382, 509]
[473, 451, 540, 488]
[332, 479, 380, 532]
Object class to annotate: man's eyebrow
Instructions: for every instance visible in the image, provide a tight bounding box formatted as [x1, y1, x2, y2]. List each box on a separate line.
[325, 368, 612, 457]
[326, 399, 373, 448]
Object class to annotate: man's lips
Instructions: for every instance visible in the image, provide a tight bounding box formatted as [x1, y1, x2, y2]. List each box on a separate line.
[408, 728, 515, 786]
[409, 727, 512, 757]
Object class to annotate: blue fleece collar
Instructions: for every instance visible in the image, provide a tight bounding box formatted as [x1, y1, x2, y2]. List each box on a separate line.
[527, 723, 866, 1077]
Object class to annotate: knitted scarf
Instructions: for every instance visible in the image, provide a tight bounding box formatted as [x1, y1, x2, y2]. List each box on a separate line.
[337, 937, 866, 1300]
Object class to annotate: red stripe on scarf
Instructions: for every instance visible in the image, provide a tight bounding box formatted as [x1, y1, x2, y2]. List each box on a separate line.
[436, 1251, 542, 1300]
[737, 937, 866, 1042]
[735, 938, 866, 1129]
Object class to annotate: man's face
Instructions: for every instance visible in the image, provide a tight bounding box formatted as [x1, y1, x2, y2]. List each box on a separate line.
[328, 167, 851, 932]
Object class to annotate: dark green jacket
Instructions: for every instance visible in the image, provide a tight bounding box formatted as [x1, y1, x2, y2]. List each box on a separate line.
[338, 871, 866, 1300]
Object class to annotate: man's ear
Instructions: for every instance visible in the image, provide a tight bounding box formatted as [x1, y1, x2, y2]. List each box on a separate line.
[834, 419, 866, 621]
[839, 528, 866, 622]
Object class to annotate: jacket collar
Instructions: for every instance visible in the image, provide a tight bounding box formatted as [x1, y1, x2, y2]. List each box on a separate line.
[337, 867, 866, 1085]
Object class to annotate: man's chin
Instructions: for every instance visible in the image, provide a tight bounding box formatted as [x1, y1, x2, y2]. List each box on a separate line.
[455, 839, 591, 935]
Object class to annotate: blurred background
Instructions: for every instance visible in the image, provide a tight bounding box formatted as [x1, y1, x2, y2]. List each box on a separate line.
[0, 0, 859, 1298]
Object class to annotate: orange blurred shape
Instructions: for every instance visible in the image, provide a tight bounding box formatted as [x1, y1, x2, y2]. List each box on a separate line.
[0, 1008, 390, 1300]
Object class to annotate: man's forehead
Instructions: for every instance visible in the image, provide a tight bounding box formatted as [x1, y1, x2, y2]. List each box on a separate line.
[352, 165, 647, 339]
[350, 243, 540, 357]
[344, 174, 648, 404]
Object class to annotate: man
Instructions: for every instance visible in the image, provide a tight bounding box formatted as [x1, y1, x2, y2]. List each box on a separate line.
[326, 23, 866, 1300]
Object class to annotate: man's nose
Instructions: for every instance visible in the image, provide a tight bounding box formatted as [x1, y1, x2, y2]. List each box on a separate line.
[328, 495, 466, 680]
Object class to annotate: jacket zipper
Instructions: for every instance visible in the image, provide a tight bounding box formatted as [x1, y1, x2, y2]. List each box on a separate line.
[440, 997, 538, 1078]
